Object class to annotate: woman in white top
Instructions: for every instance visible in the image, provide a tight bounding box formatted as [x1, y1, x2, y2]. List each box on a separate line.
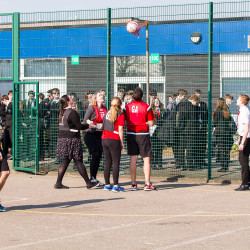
[235, 94, 250, 191]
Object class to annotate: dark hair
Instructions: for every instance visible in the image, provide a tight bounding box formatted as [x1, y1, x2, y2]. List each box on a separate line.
[133, 87, 143, 101]
[225, 94, 233, 100]
[28, 90, 35, 96]
[169, 93, 177, 99]
[52, 88, 60, 94]
[150, 89, 157, 97]
[47, 89, 53, 94]
[39, 93, 45, 100]
[69, 92, 76, 97]
[1, 95, 9, 101]
[195, 89, 201, 94]
[118, 88, 125, 94]
[8, 90, 13, 95]
[178, 89, 188, 96]
[59, 95, 70, 124]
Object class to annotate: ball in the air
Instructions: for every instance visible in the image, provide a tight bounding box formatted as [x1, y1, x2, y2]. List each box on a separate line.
[126, 21, 140, 34]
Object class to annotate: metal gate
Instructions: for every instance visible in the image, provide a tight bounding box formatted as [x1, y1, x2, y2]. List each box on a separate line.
[13, 81, 39, 173]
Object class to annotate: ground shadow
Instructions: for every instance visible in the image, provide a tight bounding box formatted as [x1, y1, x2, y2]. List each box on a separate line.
[8, 198, 124, 211]
[156, 183, 206, 190]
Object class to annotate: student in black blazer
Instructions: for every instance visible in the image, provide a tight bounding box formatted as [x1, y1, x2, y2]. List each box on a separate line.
[213, 98, 235, 172]
[178, 95, 200, 170]
[195, 90, 208, 167]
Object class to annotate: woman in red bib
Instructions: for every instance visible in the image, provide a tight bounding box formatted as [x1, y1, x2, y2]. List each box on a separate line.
[102, 97, 125, 192]
[83, 91, 107, 186]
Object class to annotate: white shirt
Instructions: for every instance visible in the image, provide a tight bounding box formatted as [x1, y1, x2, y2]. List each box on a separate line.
[237, 105, 250, 137]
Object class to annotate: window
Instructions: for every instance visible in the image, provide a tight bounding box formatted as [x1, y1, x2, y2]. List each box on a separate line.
[0, 60, 12, 78]
[24, 58, 66, 78]
[115, 56, 165, 77]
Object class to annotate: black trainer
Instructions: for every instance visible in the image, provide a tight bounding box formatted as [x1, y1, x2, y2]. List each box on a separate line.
[235, 185, 249, 191]
[87, 181, 99, 189]
[54, 184, 69, 189]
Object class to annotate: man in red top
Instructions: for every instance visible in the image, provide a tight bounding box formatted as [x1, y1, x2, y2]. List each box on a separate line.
[124, 87, 157, 191]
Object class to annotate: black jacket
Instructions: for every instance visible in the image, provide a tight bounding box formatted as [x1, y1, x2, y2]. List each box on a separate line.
[157, 99, 190, 145]
[178, 100, 200, 137]
[0, 103, 6, 126]
[213, 110, 235, 144]
[5, 101, 13, 128]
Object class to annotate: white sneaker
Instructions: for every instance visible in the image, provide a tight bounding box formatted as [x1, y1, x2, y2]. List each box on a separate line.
[91, 178, 104, 187]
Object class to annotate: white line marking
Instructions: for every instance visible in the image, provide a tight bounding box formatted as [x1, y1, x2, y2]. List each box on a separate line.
[154, 226, 250, 250]
[0, 212, 198, 249]
[1, 197, 30, 204]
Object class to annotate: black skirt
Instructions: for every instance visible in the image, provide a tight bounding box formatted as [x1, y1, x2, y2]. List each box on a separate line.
[56, 138, 83, 160]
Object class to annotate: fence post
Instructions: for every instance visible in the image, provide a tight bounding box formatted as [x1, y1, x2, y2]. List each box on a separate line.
[12, 12, 20, 169]
[106, 8, 111, 109]
[207, 2, 213, 181]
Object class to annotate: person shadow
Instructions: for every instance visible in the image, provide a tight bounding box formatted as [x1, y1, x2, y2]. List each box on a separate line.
[8, 198, 124, 211]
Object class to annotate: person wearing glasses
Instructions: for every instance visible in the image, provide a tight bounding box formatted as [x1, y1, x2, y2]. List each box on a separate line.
[83, 91, 107, 186]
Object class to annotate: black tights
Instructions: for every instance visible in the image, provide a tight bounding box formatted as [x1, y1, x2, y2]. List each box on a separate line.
[56, 158, 90, 186]
[90, 151, 102, 179]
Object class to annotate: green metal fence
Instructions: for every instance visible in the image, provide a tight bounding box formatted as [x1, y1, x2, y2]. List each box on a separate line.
[1, 1, 250, 182]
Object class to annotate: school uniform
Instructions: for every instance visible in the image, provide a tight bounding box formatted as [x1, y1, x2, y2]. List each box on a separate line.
[237, 106, 250, 187]
[23, 99, 36, 160]
[213, 110, 235, 171]
[49, 99, 60, 158]
[177, 101, 200, 170]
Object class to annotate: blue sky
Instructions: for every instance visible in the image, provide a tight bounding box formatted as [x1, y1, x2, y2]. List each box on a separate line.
[1, 0, 231, 13]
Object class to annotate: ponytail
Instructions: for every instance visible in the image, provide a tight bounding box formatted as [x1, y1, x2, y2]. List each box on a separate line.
[109, 97, 122, 122]
[58, 95, 70, 124]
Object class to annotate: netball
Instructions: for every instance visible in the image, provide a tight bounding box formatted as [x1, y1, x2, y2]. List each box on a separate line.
[126, 21, 140, 34]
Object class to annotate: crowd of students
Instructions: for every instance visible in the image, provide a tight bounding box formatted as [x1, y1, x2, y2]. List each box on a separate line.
[1, 87, 250, 212]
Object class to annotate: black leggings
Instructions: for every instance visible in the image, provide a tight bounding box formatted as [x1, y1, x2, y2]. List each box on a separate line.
[56, 158, 90, 186]
[102, 139, 121, 185]
[84, 132, 103, 179]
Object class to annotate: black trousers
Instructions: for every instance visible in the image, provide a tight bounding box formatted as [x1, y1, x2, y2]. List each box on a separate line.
[3, 126, 12, 155]
[151, 134, 164, 167]
[239, 137, 250, 185]
[197, 127, 207, 164]
[102, 139, 121, 185]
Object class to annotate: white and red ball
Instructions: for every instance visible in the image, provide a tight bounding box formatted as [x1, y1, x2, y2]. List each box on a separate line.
[126, 21, 140, 34]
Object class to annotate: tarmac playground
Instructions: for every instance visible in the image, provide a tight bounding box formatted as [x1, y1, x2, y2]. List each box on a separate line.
[1, 170, 250, 250]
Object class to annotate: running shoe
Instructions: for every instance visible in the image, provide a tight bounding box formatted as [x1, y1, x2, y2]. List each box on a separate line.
[87, 180, 99, 189]
[0, 204, 7, 212]
[104, 184, 113, 191]
[144, 183, 157, 191]
[91, 178, 104, 187]
[131, 184, 138, 191]
[112, 185, 125, 192]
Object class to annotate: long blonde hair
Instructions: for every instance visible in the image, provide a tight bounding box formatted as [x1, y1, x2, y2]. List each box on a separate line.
[109, 97, 122, 122]
[90, 93, 98, 106]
